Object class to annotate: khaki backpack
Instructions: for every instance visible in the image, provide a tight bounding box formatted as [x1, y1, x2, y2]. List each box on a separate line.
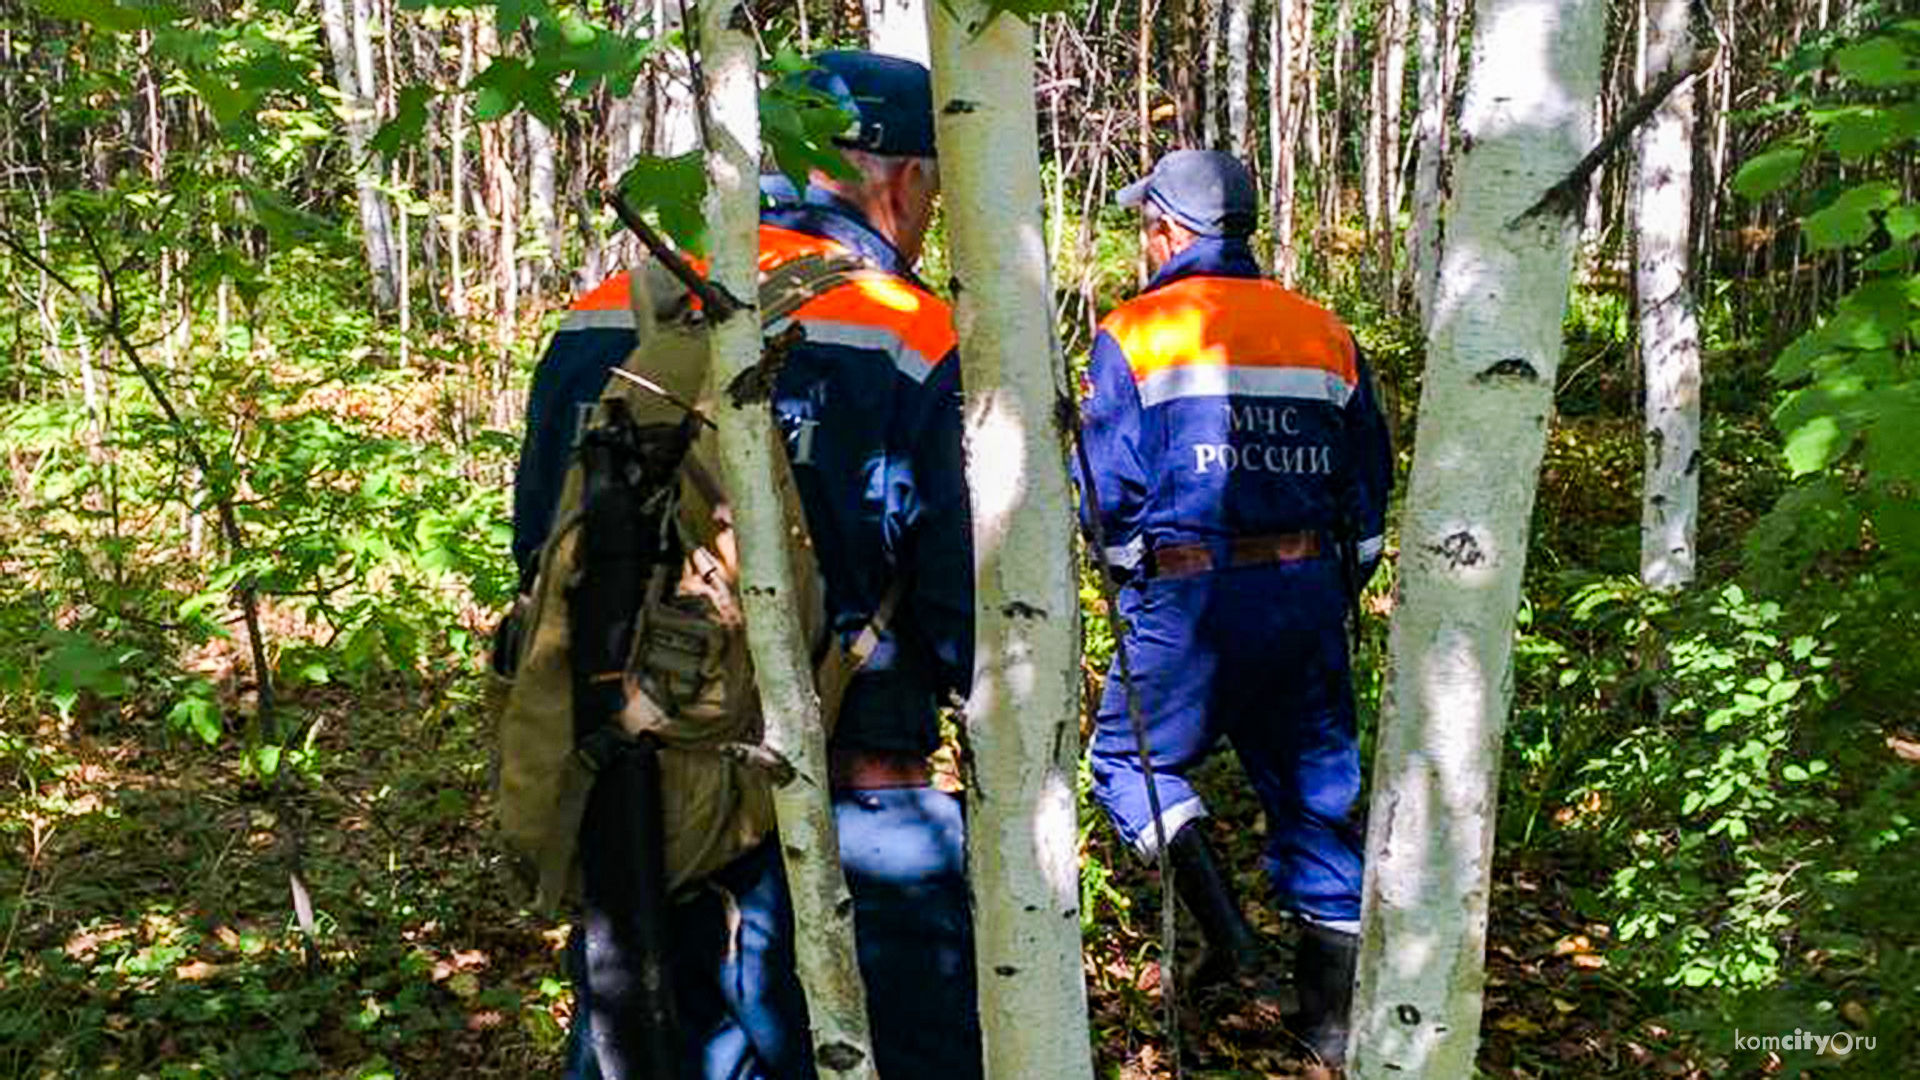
[491, 249, 896, 913]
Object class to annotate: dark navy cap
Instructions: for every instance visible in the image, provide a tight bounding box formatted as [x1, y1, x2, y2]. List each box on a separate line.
[1117, 149, 1258, 237]
[806, 50, 938, 159]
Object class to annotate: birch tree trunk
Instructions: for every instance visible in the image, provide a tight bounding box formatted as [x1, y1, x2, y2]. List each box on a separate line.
[526, 113, 558, 276]
[1226, 0, 1252, 159]
[1406, 0, 1450, 329]
[321, 0, 399, 308]
[1633, 0, 1701, 591]
[1350, 1, 1606, 1077]
[927, 5, 1093, 1078]
[693, 4, 877, 1077]
[1268, 0, 1300, 283]
[1374, 0, 1411, 308]
[865, 0, 930, 64]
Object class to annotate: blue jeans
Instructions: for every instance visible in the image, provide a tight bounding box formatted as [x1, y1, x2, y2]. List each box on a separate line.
[564, 786, 982, 1080]
[1090, 559, 1364, 927]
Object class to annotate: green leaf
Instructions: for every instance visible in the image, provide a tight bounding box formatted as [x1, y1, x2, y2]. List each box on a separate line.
[1803, 181, 1899, 251]
[495, 0, 546, 37]
[1865, 383, 1920, 485]
[370, 85, 436, 158]
[1823, 107, 1899, 161]
[30, 0, 174, 32]
[1782, 415, 1849, 476]
[618, 152, 709, 257]
[1732, 146, 1806, 200]
[1834, 35, 1920, 88]
[167, 688, 223, 746]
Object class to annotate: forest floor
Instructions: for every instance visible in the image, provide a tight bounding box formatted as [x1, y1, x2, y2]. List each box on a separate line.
[2, 665, 1725, 1080]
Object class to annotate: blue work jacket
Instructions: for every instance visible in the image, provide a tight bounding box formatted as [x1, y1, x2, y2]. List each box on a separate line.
[510, 179, 973, 757]
[1075, 237, 1392, 584]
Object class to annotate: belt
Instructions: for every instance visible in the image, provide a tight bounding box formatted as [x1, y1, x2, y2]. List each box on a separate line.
[1149, 531, 1322, 579]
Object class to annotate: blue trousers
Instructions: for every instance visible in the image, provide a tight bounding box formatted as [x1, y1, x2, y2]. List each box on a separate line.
[564, 786, 982, 1080]
[1090, 559, 1363, 927]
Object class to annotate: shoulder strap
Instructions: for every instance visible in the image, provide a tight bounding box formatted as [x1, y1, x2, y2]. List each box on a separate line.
[757, 251, 890, 325]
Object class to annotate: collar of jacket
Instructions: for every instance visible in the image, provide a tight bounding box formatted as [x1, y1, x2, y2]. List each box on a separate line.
[1144, 235, 1264, 292]
[759, 175, 914, 280]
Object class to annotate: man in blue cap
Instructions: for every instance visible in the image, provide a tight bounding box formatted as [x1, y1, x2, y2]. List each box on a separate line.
[516, 50, 979, 1080]
[1074, 149, 1393, 1066]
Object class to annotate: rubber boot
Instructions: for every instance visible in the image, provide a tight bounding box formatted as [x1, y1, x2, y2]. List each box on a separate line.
[1166, 821, 1263, 987]
[1288, 921, 1358, 1067]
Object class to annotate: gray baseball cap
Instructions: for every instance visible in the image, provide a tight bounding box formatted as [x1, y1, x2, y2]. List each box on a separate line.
[1116, 149, 1258, 237]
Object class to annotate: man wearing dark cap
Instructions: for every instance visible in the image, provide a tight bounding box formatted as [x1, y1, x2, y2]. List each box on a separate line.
[1074, 149, 1393, 1066]
[517, 50, 979, 1080]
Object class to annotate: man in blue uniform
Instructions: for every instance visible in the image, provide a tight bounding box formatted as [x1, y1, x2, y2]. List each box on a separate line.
[1075, 149, 1392, 1066]
[512, 51, 978, 1080]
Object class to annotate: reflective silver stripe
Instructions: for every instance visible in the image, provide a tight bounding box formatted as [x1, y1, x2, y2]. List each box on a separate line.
[1307, 916, 1361, 935]
[769, 316, 937, 383]
[1135, 797, 1208, 860]
[1357, 535, 1384, 563]
[1102, 535, 1145, 570]
[1136, 364, 1353, 409]
[557, 308, 637, 332]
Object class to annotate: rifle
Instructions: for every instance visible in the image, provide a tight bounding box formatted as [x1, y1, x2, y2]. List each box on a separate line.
[569, 399, 699, 1080]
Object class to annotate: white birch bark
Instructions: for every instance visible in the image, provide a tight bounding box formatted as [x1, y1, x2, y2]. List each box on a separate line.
[1350, 1, 1606, 1077]
[321, 0, 398, 307]
[1633, 0, 1700, 591]
[694, 4, 877, 1077]
[526, 114, 558, 273]
[865, 0, 931, 64]
[1268, 0, 1299, 283]
[1407, 0, 1448, 328]
[1226, 0, 1252, 158]
[1204, 0, 1223, 149]
[927, 6, 1093, 1079]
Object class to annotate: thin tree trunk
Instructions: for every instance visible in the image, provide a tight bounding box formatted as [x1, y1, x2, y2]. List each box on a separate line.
[449, 16, 471, 317]
[1226, 0, 1252, 158]
[1407, 0, 1450, 328]
[865, 0, 930, 64]
[1269, 0, 1302, 284]
[694, 3, 878, 1077]
[1204, 0, 1223, 148]
[928, 4, 1094, 1078]
[1324, 0, 1355, 240]
[1350, 0, 1606, 1076]
[1374, 0, 1411, 309]
[1634, 0, 1701, 591]
[321, 0, 399, 308]
[527, 114, 559, 277]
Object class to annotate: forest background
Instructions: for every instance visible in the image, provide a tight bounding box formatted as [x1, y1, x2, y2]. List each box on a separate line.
[0, 0, 1916, 1077]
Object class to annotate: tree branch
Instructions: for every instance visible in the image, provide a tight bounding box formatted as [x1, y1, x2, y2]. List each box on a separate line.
[602, 185, 744, 319]
[1513, 47, 1715, 226]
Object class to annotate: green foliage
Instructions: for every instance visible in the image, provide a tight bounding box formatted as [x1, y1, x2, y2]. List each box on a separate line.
[1736, 18, 1920, 598]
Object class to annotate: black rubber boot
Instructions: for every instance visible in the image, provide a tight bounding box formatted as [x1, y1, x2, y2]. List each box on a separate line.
[1166, 821, 1263, 987]
[1288, 921, 1358, 1067]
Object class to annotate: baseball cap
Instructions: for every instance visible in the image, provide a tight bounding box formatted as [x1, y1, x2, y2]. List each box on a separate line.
[1116, 149, 1257, 237]
[805, 50, 938, 159]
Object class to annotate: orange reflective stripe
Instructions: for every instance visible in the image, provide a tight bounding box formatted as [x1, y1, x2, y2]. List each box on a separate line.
[1101, 278, 1357, 387]
[570, 272, 633, 312]
[787, 275, 957, 382]
[759, 224, 849, 268]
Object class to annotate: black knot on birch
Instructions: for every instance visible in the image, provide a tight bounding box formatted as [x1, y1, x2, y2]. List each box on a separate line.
[1429, 531, 1486, 569]
[1397, 1004, 1422, 1025]
[816, 1042, 867, 1071]
[1001, 601, 1047, 620]
[1474, 357, 1540, 384]
[730, 326, 800, 405]
[995, 964, 1020, 977]
[942, 99, 979, 115]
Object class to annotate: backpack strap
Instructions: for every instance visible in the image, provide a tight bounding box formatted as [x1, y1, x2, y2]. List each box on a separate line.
[753, 248, 912, 732]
